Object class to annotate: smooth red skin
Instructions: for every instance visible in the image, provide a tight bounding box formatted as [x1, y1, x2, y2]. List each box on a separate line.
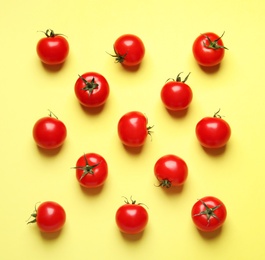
[75, 153, 108, 188]
[118, 111, 148, 147]
[114, 34, 145, 66]
[116, 204, 148, 234]
[33, 117, 67, 149]
[196, 117, 231, 148]
[161, 81, 193, 111]
[192, 32, 225, 67]
[74, 72, 110, 108]
[36, 201, 66, 233]
[37, 36, 69, 65]
[154, 154, 188, 186]
[191, 196, 227, 232]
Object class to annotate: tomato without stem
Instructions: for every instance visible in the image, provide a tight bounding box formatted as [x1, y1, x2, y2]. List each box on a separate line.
[36, 29, 69, 65]
[161, 72, 193, 111]
[72, 153, 108, 188]
[154, 154, 188, 188]
[74, 72, 110, 108]
[27, 201, 66, 233]
[33, 111, 67, 149]
[118, 111, 153, 147]
[195, 110, 231, 149]
[110, 34, 145, 67]
[115, 197, 148, 234]
[192, 32, 228, 67]
[191, 196, 227, 232]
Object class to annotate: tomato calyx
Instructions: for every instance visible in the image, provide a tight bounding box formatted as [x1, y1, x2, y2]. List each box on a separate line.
[166, 72, 191, 83]
[107, 48, 128, 64]
[203, 32, 228, 50]
[156, 179, 172, 188]
[193, 199, 222, 226]
[48, 109, 58, 119]
[27, 202, 41, 225]
[72, 154, 101, 180]
[39, 29, 66, 38]
[78, 75, 99, 95]
[122, 196, 148, 208]
[213, 108, 223, 118]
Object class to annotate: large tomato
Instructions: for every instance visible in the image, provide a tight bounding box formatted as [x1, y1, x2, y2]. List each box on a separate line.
[191, 196, 227, 232]
[192, 32, 228, 67]
[36, 29, 69, 65]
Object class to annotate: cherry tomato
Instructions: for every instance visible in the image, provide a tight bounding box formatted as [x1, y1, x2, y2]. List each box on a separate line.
[161, 72, 193, 111]
[36, 29, 69, 65]
[27, 201, 66, 233]
[192, 32, 228, 67]
[191, 196, 227, 232]
[195, 109, 231, 149]
[115, 197, 148, 234]
[33, 111, 67, 149]
[154, 154, 188, 188]
[110, 34, 145, 67]
[74, 72, 110, 108]
[117, 111, 153, 147]
[72, 153, 108, 188]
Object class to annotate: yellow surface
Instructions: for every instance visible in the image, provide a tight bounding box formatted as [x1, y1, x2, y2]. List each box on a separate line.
[1, 0, 265, 259]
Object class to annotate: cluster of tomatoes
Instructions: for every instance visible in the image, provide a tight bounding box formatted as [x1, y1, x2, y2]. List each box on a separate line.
[28, 30, 230, 235]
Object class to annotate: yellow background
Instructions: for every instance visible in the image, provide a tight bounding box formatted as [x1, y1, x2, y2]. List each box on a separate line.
[1, 0, 265, 259]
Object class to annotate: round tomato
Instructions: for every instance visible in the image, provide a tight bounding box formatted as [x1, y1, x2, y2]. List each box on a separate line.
[72, 153, 108, 188]
[117, 111, 153, 147]
[154, 154, 188, 188]
[161, 72, 193, 111]
[33, 111, 67, 149]
[192, 32, 228, 67]
[191, 196, 227, 232]
[74, 72, 110, 108]
[36, 29, 69, 65]
[110, 34, 145, 67]
[27, 201, 66, 233]
[115, 197, 148, 234]
[195, 110, 231, 149]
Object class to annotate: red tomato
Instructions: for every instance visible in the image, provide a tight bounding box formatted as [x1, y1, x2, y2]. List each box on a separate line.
[117, 111, 153, 147]
[192, 32, 228, 67]
[161, 72, 193, 111]
[115, 197, 148, 234]
[154, 154, 188, 188]
[191, 196, 227, 232]
[195, 110, 231, 149]
[72, 153, 108, 188]
[110, 34, 145, 67]
[74, 72, 110, 108]
[27, 201, 66, 233]
[36, 29, 69, 65]
[33, 111, 67, 149]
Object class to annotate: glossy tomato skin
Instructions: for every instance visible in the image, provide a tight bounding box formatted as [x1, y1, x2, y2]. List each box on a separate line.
[191, 196, 227, 232]
[36, 30, 69, 65]
[36, 201, 66, 233]
[196, 116, 231, 148]
[116, 202, 148, 234]
[192, 32, 226, 67]
[33, 116, 67, 149]
[113, 34, 145, 66]
[154, 154, 188, 187]
[74, 72, 110, 108]
[74, 153, 108, 188]
[117, 111, 151, 147]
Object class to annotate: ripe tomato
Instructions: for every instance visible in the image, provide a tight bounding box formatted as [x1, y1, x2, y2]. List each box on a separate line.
[117, 111, 153, 147]
[192, 32, 228, 67]
[74, 72, 110, 108]
[115, 197, 148, 234]
[33, 111, 67, 149]
[110, 34, 145, 67]
[27, 201, 66, 233]
[161, 72, 193, 111]
[154, 154, 188, 188]
[36, 29, 69, 65]
[191, 196, 227, 232]
[195, 109, 231, 149]
[72, 153, 108, 188]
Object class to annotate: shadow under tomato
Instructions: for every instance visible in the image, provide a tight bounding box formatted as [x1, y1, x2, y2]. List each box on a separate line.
[40, 229, 63, 240]
[36, 145, 63, 157]
[201, 145, 227, 156]
[155, 183, 185, 196]
[78, 102, 106, 116]
[199, 63, 221, 74]
[79, 184, 105, 196]
[197, 226, 223, 240]
[120, 230, 145, 241]
[41, 61, 65, 72]
[122, 144, 144, 155]
[166, 107, 189, 118]
[121, 63, 142, 72]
